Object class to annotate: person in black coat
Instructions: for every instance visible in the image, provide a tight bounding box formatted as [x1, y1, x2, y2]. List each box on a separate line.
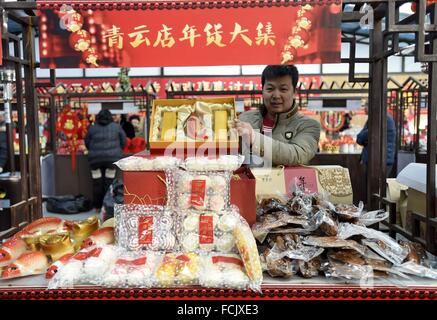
[85, 109, 127, 212]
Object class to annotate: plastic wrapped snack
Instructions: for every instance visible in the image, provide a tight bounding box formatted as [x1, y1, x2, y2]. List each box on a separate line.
[233, 215, 263, 292]
[47, 245, 117, 288]
[155, 252, 200, 286]
[184, 155, 245, 172]
[260, 248, 298, 278]
[180, 208, 239, 253]
[199, 253, 250, 289]
[114, 156, 182, 171]
[168, 169, 231, 212]
[334, 202, 364, 222]
[358, 210, 389, 226]
[322, 259, 374, 282]
[102, 251, 160, 288]
[115, 204, 178, 251]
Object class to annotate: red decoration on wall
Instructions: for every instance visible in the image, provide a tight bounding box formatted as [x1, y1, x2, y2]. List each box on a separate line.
[56, 105, 88, 171]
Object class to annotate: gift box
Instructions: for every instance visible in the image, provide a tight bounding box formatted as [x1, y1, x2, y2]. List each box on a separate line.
[123, 167, 256, 226]
[149, 97, 239, 152]
[251, 165, 353, 205]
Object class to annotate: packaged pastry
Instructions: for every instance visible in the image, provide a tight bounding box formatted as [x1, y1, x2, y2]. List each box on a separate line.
[199, 253, 250, 289]
[233, 215, 263, 292]
[115, 204, 178, 251]
[114, 155, 182, 171]
[183, 155, 244, 171]
[155, 252, 199, 286]
[180, 208, 238, 253]
[168, 169, 231, 212]
[102, 251, 160, 288]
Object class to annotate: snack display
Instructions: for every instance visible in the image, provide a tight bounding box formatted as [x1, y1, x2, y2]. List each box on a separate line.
[254, 190, 437, 282]
[115, 204, 177, 252]
[150, 99, 237, 146]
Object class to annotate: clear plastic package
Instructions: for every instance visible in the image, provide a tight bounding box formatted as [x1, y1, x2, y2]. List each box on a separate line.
[358, 210, 389, 226]
[180, 208, 239, 253]
[47, 245, 118, 288]
[334, 202, 364, 222]
[114, 204, 178, 251]
[183, 155, 245, 172]
[101, 251, 161, 288]
[114, 155, 182, 171]
[338, 222, 407, 260]
[155, 252, 200, 287]
[233, 214, 263, 292]
[199, 253, 250, 289]
[168, 169, 231, 212]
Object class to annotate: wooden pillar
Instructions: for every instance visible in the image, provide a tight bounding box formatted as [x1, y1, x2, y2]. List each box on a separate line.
[368, 14, 384, 209]
[426, 5, 437, 254]
[22, 20, 42, 220]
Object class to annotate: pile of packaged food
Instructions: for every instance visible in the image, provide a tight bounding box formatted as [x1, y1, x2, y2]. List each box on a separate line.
[45, 155, 262, 291]
[254, 190, 437, 281]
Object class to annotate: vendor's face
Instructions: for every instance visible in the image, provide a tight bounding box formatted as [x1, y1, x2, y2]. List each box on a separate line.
[262, 75, 295, 115]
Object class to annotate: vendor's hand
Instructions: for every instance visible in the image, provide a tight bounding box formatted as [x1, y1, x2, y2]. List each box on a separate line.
[233, 119, 255, 145]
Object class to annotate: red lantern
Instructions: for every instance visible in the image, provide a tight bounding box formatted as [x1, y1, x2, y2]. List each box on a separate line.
[69, 30, 91, 52]
[62, 12, 83, 33]
[83, 48, 99, 67]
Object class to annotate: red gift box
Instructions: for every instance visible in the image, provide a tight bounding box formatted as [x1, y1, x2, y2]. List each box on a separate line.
[123, 166, 256, 226]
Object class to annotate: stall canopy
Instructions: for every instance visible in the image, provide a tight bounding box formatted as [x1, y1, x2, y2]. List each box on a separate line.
[36, 0, 342, 68]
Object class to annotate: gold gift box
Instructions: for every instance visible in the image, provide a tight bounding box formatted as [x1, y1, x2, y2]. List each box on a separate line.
[149, 97, 238, 150]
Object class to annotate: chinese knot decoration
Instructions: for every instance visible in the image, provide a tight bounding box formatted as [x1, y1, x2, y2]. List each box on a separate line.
[56, 104, 88, 171]
[281, 4, 314, 64]
[58, 4, 99, 66]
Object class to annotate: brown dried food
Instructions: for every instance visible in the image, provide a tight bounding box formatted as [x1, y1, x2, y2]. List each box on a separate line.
[399, 240, 427, 264]
[328, 250, 366, 265]
[260, 198, 291, 214]
[335, 204, 361, 222]
[319, 211, 338, 236]
[263, 248, 295, 278]
[298, 256, 321, 278]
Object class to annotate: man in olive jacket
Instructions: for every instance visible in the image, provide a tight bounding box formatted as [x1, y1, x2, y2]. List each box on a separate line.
[234, 65, 321, 166]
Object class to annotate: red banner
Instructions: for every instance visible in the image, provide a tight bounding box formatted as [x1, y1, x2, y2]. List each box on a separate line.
[38, 2, 341, 68]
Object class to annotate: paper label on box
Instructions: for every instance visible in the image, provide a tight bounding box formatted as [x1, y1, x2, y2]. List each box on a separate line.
[138, 216, 154, 245]
[199, 215, 214, 244]
[284, 167, 318, 195]
[191, 180, 206, 207]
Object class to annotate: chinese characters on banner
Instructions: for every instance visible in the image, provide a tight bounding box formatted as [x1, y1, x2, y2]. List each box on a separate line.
[38, 2, 341, 68]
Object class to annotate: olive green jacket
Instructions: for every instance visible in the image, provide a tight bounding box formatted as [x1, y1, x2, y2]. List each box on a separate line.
[239, 107, 321, 166]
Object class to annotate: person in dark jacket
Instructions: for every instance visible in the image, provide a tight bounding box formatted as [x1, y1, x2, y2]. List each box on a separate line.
[85, 109, 127, 212]
[120, 114, 135, 139]
[356, 112, 396, 203]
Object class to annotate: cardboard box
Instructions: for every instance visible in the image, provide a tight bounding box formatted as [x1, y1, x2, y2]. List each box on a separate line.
[397, 163, 437, 237]
[149, 97, 239, 151]
[123, 167, 257, 226]
[251, 165, 353, 205]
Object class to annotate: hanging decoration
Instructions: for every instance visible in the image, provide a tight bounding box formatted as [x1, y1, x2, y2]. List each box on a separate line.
[56, 104, 88, 171]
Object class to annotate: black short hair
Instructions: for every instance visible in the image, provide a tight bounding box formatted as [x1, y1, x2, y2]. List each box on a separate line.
[129, 115, 141, 122]
[261, 65, 299, 89]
